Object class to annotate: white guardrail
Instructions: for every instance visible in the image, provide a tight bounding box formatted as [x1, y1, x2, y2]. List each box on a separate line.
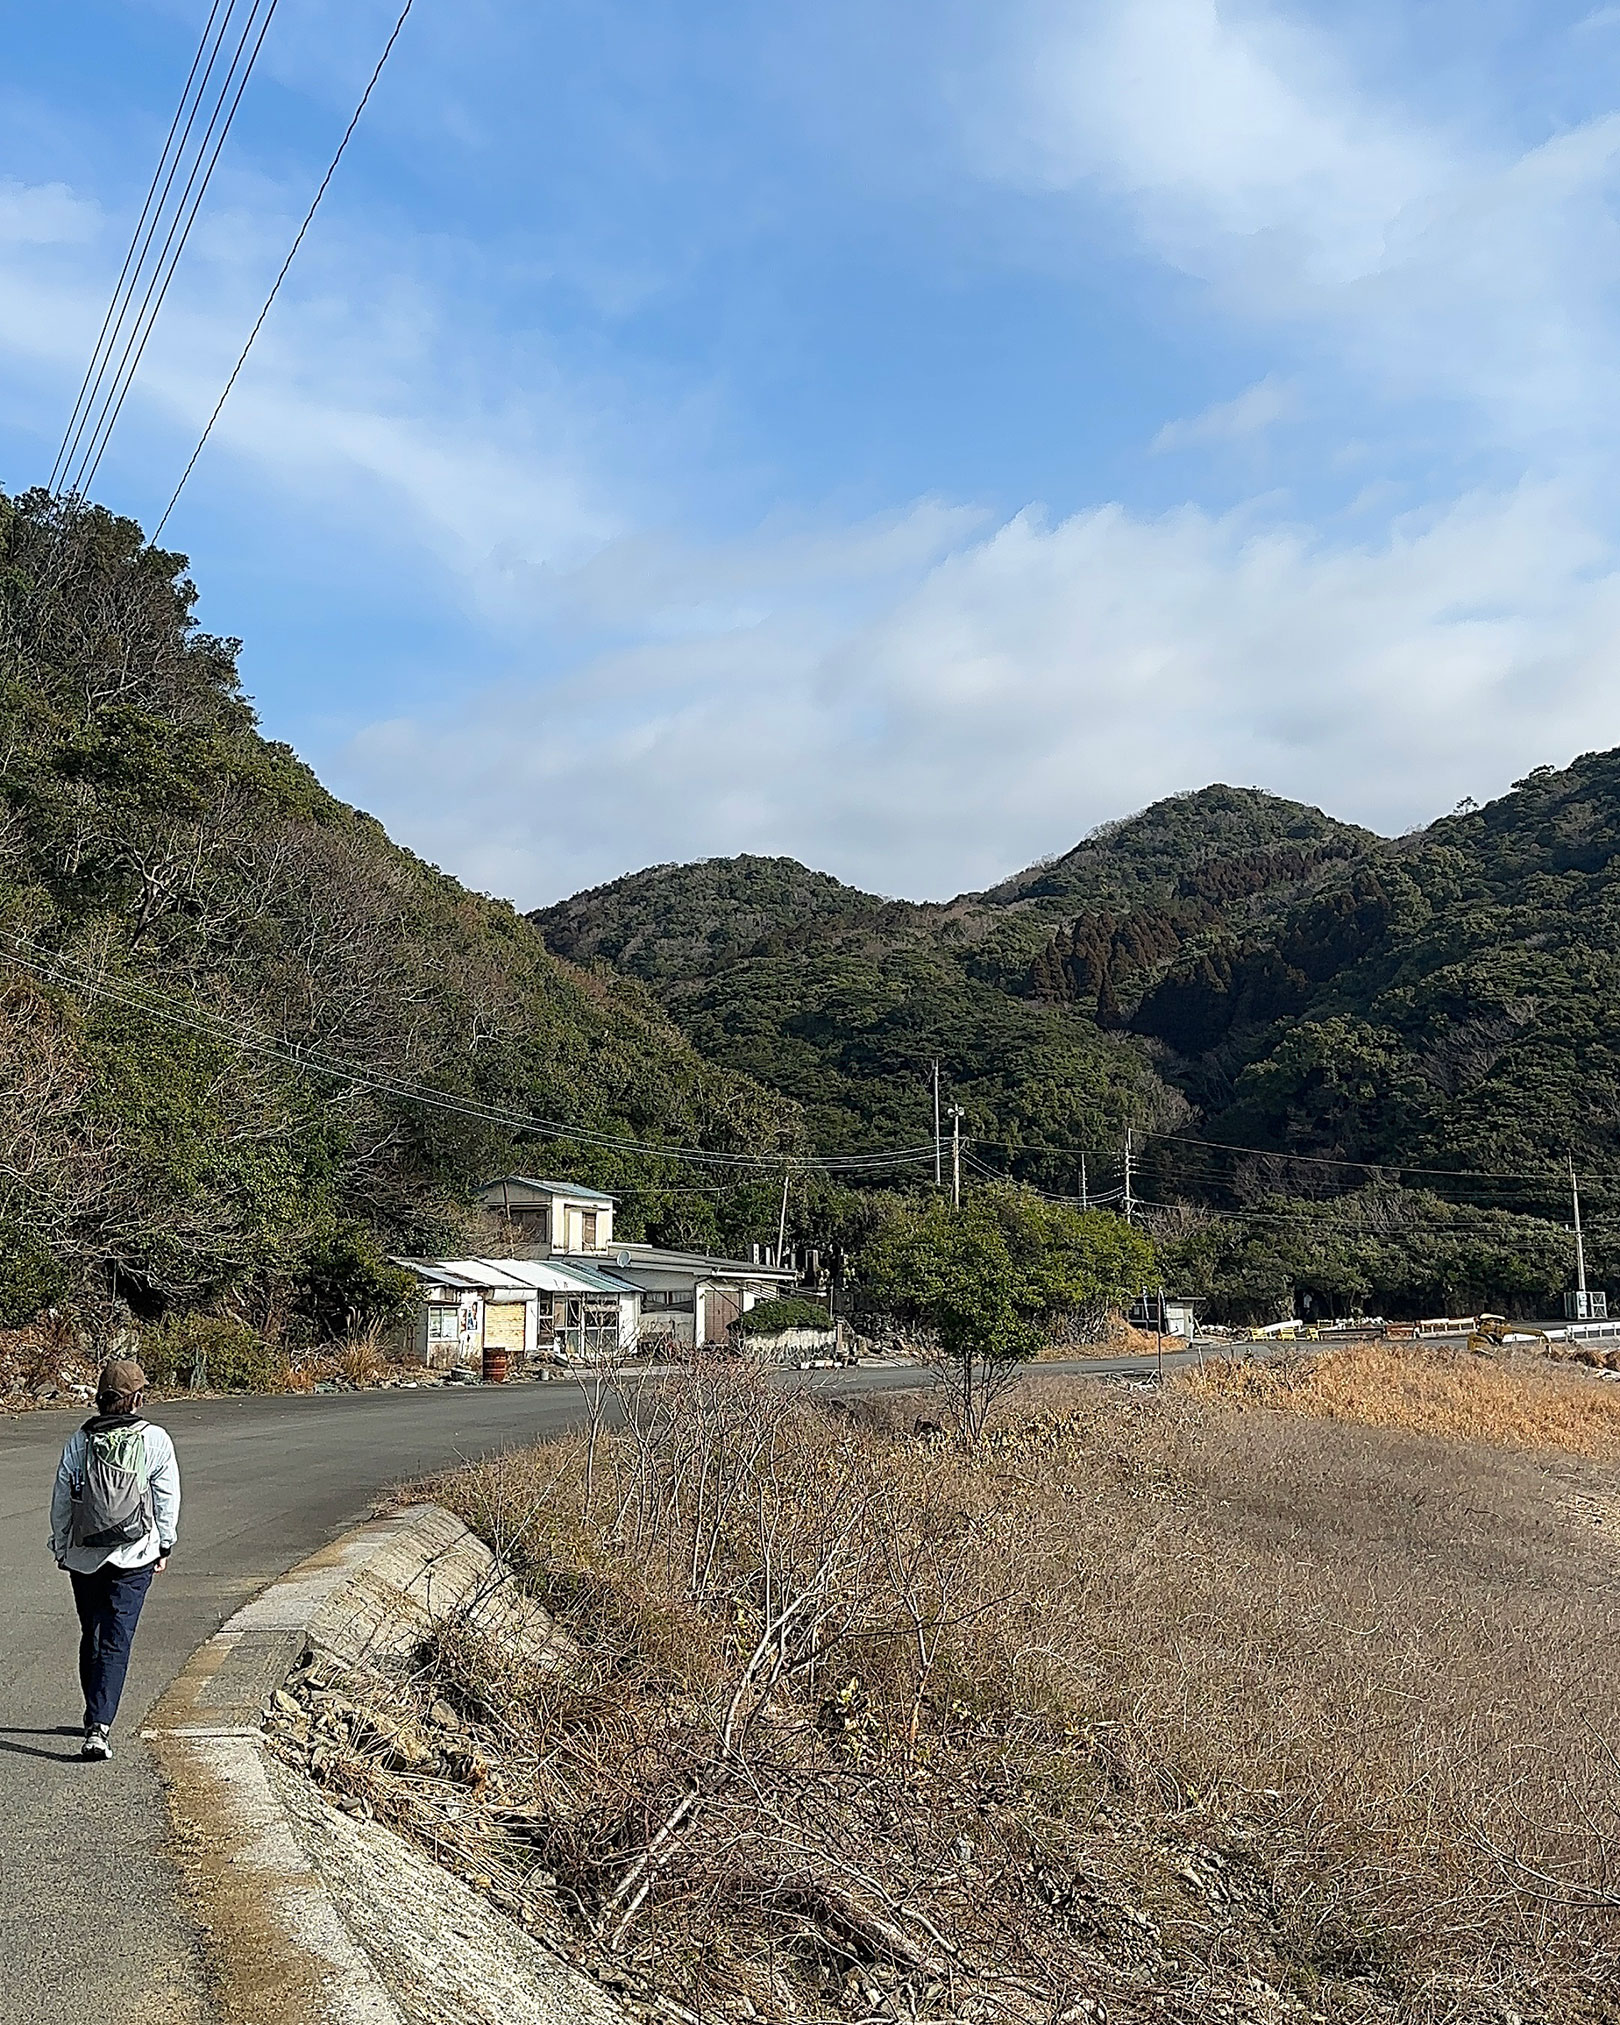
[1543, 1319, 1620, 1345]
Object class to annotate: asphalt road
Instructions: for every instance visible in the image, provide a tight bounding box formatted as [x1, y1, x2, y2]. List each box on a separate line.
[0, 1355, 1196, 2025]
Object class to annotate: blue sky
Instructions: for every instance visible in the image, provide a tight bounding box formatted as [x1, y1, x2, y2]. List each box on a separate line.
[5, 1, 1620, 903]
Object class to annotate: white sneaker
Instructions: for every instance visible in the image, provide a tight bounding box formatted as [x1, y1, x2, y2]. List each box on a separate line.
[81, 1726, 111, 1761]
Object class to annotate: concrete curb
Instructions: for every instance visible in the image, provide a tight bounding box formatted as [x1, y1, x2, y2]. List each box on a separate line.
[142, 1505, 525, 2025]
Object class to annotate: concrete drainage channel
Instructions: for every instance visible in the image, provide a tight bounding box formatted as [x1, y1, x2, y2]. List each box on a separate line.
[144, 1507, 624, 2025]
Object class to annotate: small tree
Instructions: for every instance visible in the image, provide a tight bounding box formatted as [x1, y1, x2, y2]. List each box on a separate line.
[860, 1183, 1156, 1439]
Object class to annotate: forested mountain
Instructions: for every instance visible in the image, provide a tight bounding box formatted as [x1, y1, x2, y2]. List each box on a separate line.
[533, 786, 1384, 1180]
[536, 763, 1620, 1315]
[0, 490, 796, 1330]
[11, 484, 1618, 1334]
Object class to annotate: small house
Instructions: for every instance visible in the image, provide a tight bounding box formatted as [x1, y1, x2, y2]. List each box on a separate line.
[394, 1255, 641, 1368]
[397, 1176, 801, 1370]
[482, 1176, 617, 1255]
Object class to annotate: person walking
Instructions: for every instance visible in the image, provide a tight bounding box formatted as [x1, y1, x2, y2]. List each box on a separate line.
[49, 1359, 180, 1761]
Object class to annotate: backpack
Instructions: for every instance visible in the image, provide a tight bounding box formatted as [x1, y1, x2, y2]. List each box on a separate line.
[70, 1422, 156, 1551]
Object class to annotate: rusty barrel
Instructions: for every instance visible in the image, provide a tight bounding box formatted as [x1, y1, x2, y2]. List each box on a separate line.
[482, 1344, 510, 1384]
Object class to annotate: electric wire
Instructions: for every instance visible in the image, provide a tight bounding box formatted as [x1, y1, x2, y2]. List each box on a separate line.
[0, 932, 1602, 1202]
[153, 0, 416, 540]
[971, 1125, 1589, 1188]
[1130, 1194, 1581, 1236]
[0, 933, 936, 1177]
[72, 0, 280, 496]
[50, 0, 231, 492]
[58, 0, 254, 491]
[65, 0, 284, 499]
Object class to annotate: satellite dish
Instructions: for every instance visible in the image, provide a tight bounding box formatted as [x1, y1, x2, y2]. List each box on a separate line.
[616, 1250, 632, 1268]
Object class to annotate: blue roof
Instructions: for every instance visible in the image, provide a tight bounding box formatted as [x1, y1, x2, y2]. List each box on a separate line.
[482, 1174, 617, 1204]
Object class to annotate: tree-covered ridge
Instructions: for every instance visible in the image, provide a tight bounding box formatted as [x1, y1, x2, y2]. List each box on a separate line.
[528, 785, 1384, 1178]
[535, 854, 940, 982]
[981, 783, 1376, 910]
[537, 750, 1620, 1314]
[0, 490, 798, 1329]
[544, 755, 1620, 1186]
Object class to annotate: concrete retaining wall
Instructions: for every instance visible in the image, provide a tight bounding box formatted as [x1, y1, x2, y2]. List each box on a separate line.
[144, 1506, 620, 2025]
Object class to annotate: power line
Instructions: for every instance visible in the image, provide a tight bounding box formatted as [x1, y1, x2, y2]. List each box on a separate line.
[153, 0, 417, 540]
[0, 933, 936, 1177]
[50, 0, 233, 492]
[955, 1125, 1605, 1191]
[1132, 1195, 1581, 1237]
[63, 0, 284, 499]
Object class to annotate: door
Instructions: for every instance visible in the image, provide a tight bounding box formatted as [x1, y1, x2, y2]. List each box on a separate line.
[703, 1286, 742, 1345]
[483, 1301, 526, 1353]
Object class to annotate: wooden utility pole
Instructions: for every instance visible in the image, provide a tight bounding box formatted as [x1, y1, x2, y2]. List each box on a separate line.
[949, 1105, 965, 1209]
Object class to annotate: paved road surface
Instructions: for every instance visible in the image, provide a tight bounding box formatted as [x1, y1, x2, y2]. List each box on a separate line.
[0, 1355, 1196, 2025]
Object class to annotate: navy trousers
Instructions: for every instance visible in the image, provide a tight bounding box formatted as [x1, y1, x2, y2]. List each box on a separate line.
[69, 1561, 156, 1728]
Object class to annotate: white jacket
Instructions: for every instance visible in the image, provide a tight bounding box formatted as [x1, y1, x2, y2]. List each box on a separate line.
[50, 1418, 181, 1574]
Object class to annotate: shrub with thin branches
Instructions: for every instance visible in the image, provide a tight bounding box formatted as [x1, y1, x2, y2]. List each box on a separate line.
[315, 1361, 1620, 2022]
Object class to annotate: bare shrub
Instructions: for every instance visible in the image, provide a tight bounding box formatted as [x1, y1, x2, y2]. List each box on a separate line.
[353, 1366, 1620, 2023]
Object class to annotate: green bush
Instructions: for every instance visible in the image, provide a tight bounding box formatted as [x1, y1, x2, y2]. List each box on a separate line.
[140, 1314, 286, 1393]
[294, 1224, 417, 1338]
[734, 1296, 833, 1337]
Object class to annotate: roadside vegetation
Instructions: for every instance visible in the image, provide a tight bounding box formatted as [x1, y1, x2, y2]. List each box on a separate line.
[1180, 1338, 1620, 1458]
[0, 488, 798, 1342]
[271, 1353, 1620, 2024]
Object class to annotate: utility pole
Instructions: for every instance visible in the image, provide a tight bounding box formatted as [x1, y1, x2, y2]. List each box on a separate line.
[933, 1061, 942, 1189]
[1123, 1128, 1135, 1225]
[1572, 1154, 1588, 1312]
[949, 1105, 965, 1210]
[776, 1164, 792, 1272]
[1156, 1281, 1165, 1383]
[1079, 1153, 1088, 1212]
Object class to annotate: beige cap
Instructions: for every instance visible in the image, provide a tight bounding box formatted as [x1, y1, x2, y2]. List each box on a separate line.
[98, 1358, 149, 1401]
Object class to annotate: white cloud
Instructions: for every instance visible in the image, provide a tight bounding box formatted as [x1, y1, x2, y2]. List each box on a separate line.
[968, 0, 1446, 283]
[964, 1, 1620, 448]
[331, 479, 1620, 906]
[0, 179, 97, 246]
[1152, 374, 1301, 451]
[0, 174, 618, 586]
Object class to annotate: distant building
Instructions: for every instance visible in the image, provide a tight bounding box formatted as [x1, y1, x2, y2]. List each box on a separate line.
[393, 1176, 796, 1367]
[1128, 1292, 1198, 1340]
[482, 1175, 618, 1255]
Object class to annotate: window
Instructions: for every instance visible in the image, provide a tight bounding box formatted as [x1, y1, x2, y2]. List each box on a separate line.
[427, 1305, 461, 1343]
[581, 1211, 598, 1248]
[582, 1298, 619, 1356]
[557, 1296, 620, 1358]
[643, 1289, 695, 1312]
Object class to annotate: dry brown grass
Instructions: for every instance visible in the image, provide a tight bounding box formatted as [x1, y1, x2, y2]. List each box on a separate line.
[1179, 1340, 1620, 1457]
[318, 1362, 1620, 2025]
[1036, 1311, 1165, 1360]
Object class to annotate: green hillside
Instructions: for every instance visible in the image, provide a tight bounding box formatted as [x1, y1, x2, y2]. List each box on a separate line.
[533, 786, 1383, 1182]
[0, 489, 797, 1331]
[536, 766, 1620, 1316]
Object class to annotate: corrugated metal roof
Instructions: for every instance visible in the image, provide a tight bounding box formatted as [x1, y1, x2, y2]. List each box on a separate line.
[480, 1174, 617, 1204]
[393, 1256, 639, 1295]
[605, 1245, 797, 1280]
